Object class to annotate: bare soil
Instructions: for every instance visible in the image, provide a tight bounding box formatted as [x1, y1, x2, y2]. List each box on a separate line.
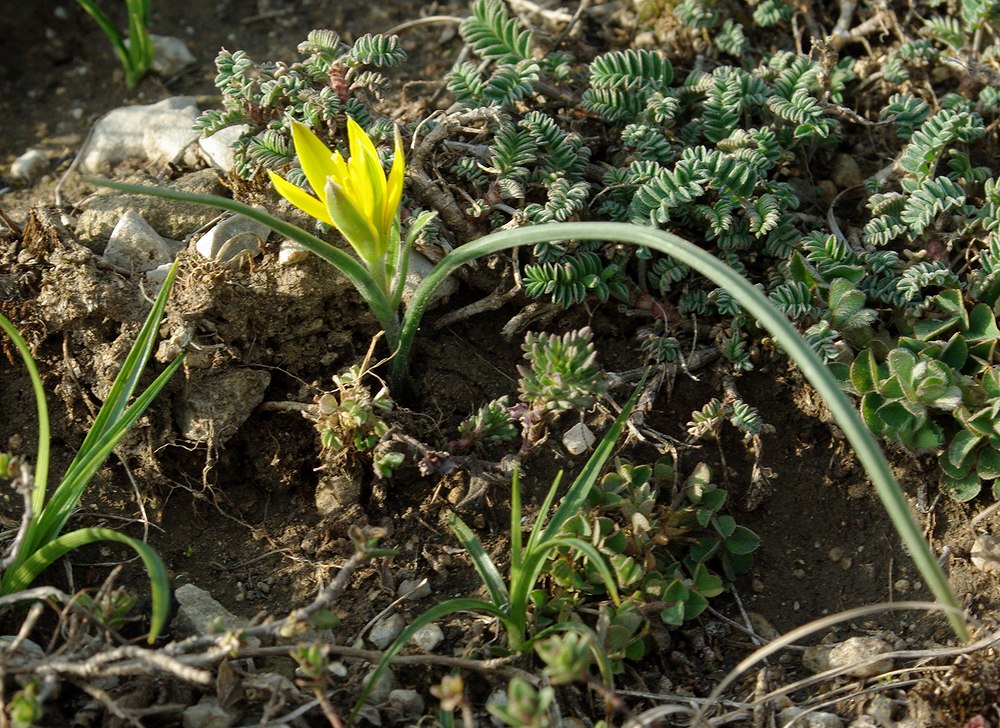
[1, 1, 999, 726]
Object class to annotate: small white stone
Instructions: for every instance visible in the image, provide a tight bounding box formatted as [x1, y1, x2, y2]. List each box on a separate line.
[409, 623, 444, 652]
[150, 34, 196, 76]
[103, 210, 182, 272]
[278, 239, 311, 265]
[182, 697, 235, 728]
[194, 211, 270, 261]
[971, 533, 1000, 574]
[562, 421, 595, 455]
[199, 124, 250, 174]
[10, 149, 47, 183]
[146, 263, 174, 287]
[397, 578, 432, 600]
[827, 636, 894, 678]
[80, 97, 201, 173]
[368, 613, 406, 650]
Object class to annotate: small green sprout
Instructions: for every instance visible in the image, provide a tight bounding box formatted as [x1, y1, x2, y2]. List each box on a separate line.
[488, 678, 554, 728]
[75, 0, 153, 87]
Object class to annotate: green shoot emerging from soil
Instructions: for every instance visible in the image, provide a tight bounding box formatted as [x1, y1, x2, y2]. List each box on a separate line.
[75, 0, 154, 87]
[0, 263, 182, 643]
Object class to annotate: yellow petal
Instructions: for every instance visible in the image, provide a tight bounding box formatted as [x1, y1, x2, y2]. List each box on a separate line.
[269, 171, 334, 226]
[347, 117, 386, 216]
[381, 126, 405, 237]
[325, 179, 382, 263]
[290, 120, 338, 203]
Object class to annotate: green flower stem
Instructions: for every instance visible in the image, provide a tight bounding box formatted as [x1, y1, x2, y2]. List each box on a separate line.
[399, 221, 968, 641]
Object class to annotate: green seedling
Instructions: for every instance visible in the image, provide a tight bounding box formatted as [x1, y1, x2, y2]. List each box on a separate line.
[75, 0, 153, 87]
[0, 263, 181, 642]
[348, 382, 646, 721]
[487, 677, 554, 728]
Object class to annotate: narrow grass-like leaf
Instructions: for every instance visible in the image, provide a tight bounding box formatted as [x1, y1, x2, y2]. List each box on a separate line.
[0, 314, 51, 512]
[443, 512, 508, 607]
[2, 527, 169, 642]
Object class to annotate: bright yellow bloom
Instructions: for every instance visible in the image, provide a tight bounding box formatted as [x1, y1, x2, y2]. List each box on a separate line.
[269, 118, 404, 266]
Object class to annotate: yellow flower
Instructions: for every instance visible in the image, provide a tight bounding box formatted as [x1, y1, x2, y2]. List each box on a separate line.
[269, 118, 404, 266]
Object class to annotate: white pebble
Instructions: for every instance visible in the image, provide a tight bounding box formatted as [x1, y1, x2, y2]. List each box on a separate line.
[562, 421, 595, 455]
[103, 210, 182, 272]
[194, 210, 270, 262]
[10, 150, 47, 183]
[409, 623, 444, 652]
[80, 97, 201, 173]
[368, 613, 406, 650]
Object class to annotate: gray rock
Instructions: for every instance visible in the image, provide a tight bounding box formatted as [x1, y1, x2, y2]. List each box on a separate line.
[0, 637, 45, 670]
[831, 154, 863, 189]
[971, 533, 1000, 574]
[827, 636, 894, 678]
[10, 149, 48, 183]
[77, 169, 226, 252]
[102, 210, 183, 272]
[315, 471, 363, 513]
[172, 584, 258, 649]
[388, 689, 425, 720]
[199, 124, 250, 174]
[149, 34, 196, 77]
[194, 211, 270, 262]
[278, 239, 311, 265]
[409, 623, 444, 652]
[80, 97, 201, 174]
[362, 667, 397, 704]
[368, 614, 406, 650]
[397, 578, 432, 600]
[181, 697, 236, 728]
[779, 707, 843, 728]
[175, 368, 271, 445]
[401, 251, 458, 309]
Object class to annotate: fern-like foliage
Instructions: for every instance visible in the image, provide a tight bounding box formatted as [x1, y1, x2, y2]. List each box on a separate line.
[523, 252, 627, 307]
[524, 179, 590, 223]
[490, 123, 536, 178]
[880, 94, 930, 138]
[716, 19, 748, 56]
[703, 69, 744, 143]
[520, 111, 590, 179]
[346, 34, 407, 67]
[462, 0, 533, 63]
[769, 280, 819, 318]
[583, 49, 674, 123]
[900, 176, 966, 237]
[898, 109, 986, 183]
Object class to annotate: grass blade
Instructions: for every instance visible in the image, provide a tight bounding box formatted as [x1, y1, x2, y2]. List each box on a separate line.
[0, 314, 51, 513]
[2, 527, 169, 643]
[443, 512, 508, 606]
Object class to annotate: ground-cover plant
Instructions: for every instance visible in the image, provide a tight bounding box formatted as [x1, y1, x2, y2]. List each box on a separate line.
[75, 0, 153, 87]
[546, 458, 760, 633]
[194, 29, 406, 181]
[0, 263, 181, 642]
[350, 382, 646, 722]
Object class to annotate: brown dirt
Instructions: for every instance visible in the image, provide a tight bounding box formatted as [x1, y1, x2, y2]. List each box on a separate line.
[2, 1, 1000, 726]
